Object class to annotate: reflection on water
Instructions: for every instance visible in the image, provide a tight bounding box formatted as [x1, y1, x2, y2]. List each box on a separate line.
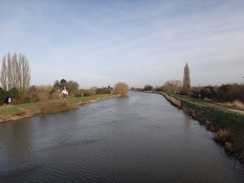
[0, 92, 243, 183]
[0, 119, 33, 172]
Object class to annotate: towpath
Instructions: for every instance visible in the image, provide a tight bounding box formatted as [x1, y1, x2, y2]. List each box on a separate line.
[186, 97, 244, 115]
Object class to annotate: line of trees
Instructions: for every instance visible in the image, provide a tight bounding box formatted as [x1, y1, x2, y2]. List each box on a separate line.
[1, 52, 31, 94]
[191, 84, 244, 102]
[0, 52, 131, 105]
[0, 87, 20, 104]
[132, 62, 243, 104]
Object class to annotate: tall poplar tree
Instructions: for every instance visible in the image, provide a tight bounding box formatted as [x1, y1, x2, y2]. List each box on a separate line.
[0, 52, 31, 94]
[182, 62, 191, 94]
[0, 56, 7, 90]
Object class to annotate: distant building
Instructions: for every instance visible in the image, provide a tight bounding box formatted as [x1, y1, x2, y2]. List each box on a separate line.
[60, 86, 68, 99]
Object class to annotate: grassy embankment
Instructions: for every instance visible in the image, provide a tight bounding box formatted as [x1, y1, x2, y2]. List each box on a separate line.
[0, 93, 119, 122]
[161, 92, 244, 164]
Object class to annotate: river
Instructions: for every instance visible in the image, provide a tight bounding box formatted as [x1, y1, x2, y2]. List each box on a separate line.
[0, 92, 243, 182]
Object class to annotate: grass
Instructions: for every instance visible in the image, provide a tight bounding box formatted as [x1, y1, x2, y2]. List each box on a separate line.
[37, 100, 74, 114]
[170, 93, 244, 131]
[0, 94, 118, 122]
[0, 105, 25, 121]
[69, 93, 114, 104]
[223, 100, 244, 110]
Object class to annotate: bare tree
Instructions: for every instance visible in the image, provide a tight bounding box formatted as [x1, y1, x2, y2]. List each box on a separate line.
[163, 79, 183, 93]
[0, 55, 7, 90]
[12, 53, 19, 88]
[7, 52, 13, 90]
[20, 54, 31, 94]
[0, 52, 31, 93]
[66, 80, 79, 96]
[182, 62, 191, 94]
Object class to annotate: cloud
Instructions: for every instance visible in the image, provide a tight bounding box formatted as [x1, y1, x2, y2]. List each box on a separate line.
[0, 0, 244, 88]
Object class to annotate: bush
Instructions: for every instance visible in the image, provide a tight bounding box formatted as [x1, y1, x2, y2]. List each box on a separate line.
[0, 87, 6, 104]
[95, 87, 112, 95]
[200, 87, 211, 99]
[37, 100, 74, 114]
[16, 95, 31, 104]
[28, 85, 54, 102]
[83, 93, 90, 97]
[144, 85, 153, 91]
[75, 93, 82, 97]
[190, 88, 200, 98]
[114, 82, 129, 96]
[217, 84, 242, 102]
[191, 84, 243, 103]
[8, 87, 20, 99]
[214, 129, 232, 144]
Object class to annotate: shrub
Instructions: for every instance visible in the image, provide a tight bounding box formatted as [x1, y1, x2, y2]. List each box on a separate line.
[83, 93, 90, 97]
[8, 87, 20, 99]
[224, 100, 244, 109]
[217, 84, 242, 102]
[114, 82, 129, 96]
[144, 85, 153, 91]
[0, 87, 6, 104]
[37, 100, 74, 114]
[75, 93, 82, 97]
[190, 88, 200, 98]
[214, 129, 232, 144]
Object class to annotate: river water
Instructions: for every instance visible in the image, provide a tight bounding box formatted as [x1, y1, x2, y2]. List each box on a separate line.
[0, 92, 243, 183]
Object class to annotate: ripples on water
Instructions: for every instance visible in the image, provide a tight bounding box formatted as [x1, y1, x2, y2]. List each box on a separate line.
[0, 92, 243, 183]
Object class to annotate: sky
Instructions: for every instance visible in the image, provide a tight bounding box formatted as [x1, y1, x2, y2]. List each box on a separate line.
[0, 0, 244, 88]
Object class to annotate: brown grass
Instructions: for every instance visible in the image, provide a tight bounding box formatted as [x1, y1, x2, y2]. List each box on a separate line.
[214, 129, 232, 144]
[161, 93, 181, 108]
[223, 100, 244, 109]
[37, 99, 76, 114]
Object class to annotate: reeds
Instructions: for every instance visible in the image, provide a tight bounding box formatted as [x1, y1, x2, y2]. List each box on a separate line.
[223, 100, 244, 109]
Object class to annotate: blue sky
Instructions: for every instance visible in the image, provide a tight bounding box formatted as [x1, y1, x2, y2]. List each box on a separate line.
[0, 0, 244, 88]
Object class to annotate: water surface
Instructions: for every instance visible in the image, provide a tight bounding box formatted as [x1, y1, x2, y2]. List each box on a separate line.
[0, 92, 243, 182]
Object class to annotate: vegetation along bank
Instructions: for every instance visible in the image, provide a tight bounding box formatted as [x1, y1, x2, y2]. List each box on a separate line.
[0, 94, 120, 123]
[161, 92, 244, 164]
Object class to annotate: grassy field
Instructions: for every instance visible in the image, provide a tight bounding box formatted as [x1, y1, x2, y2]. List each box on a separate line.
[0, 94, 118, 122]
[69, 93, 115, 104]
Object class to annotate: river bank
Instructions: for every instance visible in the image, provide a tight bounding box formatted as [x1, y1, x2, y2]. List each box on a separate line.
[159, 92, 244, 164]
[0, 94, 121, 123]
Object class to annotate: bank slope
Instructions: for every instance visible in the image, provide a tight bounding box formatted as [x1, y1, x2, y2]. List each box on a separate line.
[161, 92, 244, 164]
[0, 94, 120, 123]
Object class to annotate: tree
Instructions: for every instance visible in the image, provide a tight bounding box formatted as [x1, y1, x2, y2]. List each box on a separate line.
[20, 54, 31, 94]
[66, 80, 79, 96]
[0, 56, 7, 90]
[114, 82, 129, 96]
[0, 87, 6, 104]
[163, 80, 182, 93]
[60, 79, 67, 89]
[217, 84, 242, 102]
[0, 52, 31, 94]
[53, 80, 60, 89]
[144, 84, 153, 91]
[182, 63, 191, 94]
[7, 52, 13, 90]
[8, 87, 20, 99]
